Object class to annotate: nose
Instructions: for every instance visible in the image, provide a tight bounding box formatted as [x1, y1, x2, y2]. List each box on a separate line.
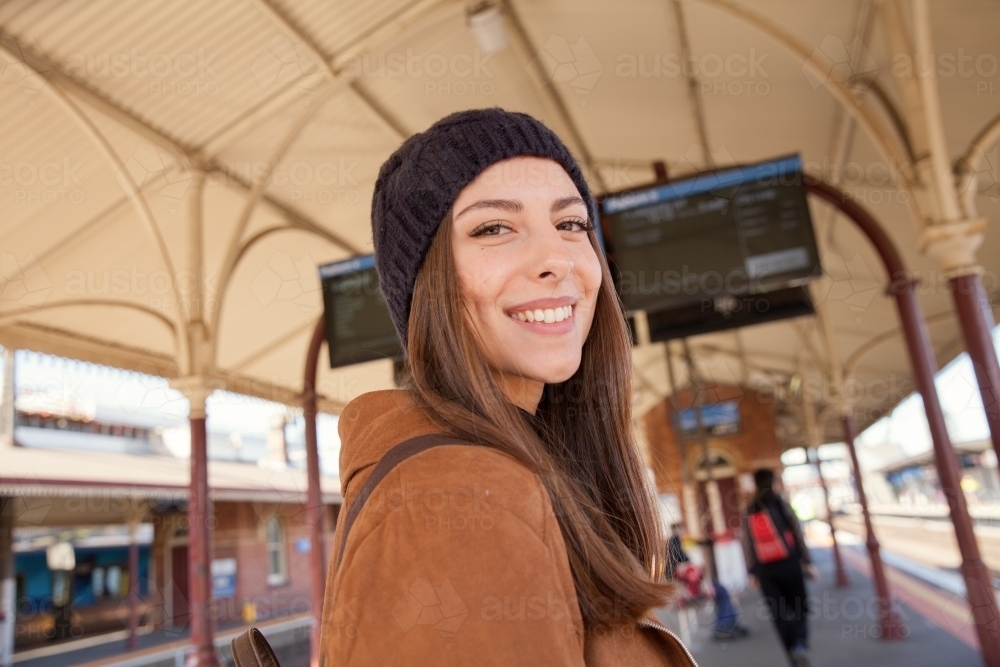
[533, 224, 574, 282]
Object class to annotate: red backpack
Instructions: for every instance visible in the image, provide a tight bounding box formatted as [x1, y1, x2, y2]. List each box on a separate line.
[748, 510, 791, 564]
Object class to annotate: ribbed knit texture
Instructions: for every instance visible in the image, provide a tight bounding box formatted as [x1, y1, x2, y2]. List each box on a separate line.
[371, 107, 596, 347]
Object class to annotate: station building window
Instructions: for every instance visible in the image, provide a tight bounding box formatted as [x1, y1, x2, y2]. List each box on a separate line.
[265, 517, 288, 586]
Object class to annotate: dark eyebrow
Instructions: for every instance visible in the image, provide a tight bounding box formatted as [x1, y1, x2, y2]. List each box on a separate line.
[551, 196, 586, 213]
[454, 198, 523, 221]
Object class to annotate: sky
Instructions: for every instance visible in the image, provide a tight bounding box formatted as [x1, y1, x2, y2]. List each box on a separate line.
[854, 324, 1000, 464]
[6, 348, 342, 476]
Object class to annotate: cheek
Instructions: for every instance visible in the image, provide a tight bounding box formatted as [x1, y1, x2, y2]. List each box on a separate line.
[453, 248, 509, 329]
[574, 251, 603, 333]
[574, 247, 604, 296]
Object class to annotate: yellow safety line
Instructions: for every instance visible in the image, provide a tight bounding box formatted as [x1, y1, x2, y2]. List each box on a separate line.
[842, 548, 975, 634]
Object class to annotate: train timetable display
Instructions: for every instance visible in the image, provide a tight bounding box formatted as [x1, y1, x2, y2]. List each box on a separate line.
[600, 155, 821, 313]
[318, 255, 402, 368]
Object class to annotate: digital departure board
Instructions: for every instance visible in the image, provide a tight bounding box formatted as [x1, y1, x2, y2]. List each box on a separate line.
[318, 255, 402, 368]
[600, 155, 821, 313]
[644, 285, 814, 342]
[673, 400, 741, 439]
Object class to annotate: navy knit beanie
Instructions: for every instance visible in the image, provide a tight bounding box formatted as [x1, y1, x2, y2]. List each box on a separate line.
[371, 107, 597, 348]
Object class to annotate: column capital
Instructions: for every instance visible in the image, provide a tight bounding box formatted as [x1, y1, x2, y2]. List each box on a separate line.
[918, 217, 988, 279]
[170, 375, 222, 419]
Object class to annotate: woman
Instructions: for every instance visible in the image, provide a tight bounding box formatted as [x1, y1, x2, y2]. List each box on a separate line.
[319, 107, 696, 666]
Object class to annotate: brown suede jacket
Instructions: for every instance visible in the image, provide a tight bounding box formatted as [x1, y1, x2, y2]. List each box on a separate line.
[319, 389, 697, 666]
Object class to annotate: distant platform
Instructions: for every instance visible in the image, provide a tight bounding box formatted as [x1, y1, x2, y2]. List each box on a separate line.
[655, 545, 981, 667]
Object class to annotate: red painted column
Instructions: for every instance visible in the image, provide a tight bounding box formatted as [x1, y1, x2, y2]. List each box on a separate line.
[949, 273, 1000, 470]
[188, 410, 220, 666]
[841, 415, 905, 640]
[895, 286, 1000, 664]
[806, 176, 1000, 666]
[303, 318, 327, 666]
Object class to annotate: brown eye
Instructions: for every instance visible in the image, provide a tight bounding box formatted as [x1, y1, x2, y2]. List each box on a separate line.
[470, 221, 511, 237]
[557, 218, 593, 232]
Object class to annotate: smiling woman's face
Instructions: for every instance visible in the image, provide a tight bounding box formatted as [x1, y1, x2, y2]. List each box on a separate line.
[450, 156, 603, 404]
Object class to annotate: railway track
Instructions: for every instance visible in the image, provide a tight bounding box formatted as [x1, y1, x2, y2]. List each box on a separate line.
[833, 512, 1000, 575]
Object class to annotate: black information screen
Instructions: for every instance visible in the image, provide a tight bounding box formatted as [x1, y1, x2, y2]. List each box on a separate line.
[600, 155, 820, 313]
[318, 256, 402, 368]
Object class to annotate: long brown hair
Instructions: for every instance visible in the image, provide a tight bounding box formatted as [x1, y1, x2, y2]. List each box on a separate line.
[405, 211, 674, 631]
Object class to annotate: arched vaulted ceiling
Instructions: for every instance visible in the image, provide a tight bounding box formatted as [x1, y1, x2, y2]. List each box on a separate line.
[1, 0, 998, 443]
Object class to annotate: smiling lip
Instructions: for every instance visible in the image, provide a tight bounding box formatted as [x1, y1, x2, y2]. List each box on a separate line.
[505, 296, 577, 334]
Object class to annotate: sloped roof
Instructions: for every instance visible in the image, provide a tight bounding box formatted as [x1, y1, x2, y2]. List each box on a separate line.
[0, 444, 342, 507]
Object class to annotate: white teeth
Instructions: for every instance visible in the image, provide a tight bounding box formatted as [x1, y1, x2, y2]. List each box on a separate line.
[510, 305, 574, 323]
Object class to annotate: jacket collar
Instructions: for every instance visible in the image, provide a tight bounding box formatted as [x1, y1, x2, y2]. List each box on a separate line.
[337, 389, 444, 501]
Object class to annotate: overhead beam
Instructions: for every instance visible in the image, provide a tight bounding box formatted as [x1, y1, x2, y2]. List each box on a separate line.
[207, 166, 362, 254]
[878, 0, 949, 225]
[0, 33, 189, 370]
[227, 318, 317, 374]
[0, 31, 197, 163]
[210, 82, 338, 362]
[819, 0, 876, 238]
[955, 113, 1000, 217]
[246, 0, 408, 139]
[1, 32, 361, 251]
[669, 0, 714, 168]
[690, 0, 916, 187]
[500, 0, 608, 193]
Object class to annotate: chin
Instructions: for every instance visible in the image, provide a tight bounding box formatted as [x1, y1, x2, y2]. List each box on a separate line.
[529, 358, 582, 385]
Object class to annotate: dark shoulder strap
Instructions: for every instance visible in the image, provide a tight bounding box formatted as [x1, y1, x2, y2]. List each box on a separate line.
[335, 433, 468, 571]
[231, 627, 279, 667]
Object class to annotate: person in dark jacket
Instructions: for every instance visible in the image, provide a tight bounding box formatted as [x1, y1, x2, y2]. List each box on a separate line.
[665, 522, 690, 581]
[742, 468, 818, 667]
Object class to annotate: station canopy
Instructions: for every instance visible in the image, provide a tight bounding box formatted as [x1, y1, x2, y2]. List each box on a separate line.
[1, 0, 998, 445]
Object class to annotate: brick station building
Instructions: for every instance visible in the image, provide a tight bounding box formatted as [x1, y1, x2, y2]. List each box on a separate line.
[2, 444, 341, 646]
[644, 383, 784, 543]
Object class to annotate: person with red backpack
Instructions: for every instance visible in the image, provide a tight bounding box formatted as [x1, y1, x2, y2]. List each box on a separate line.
[742, 468, 819, 667]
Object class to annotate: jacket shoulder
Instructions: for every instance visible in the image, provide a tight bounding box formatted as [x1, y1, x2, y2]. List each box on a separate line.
[321, 444, 585, 665]
[350, 443, 554, 546]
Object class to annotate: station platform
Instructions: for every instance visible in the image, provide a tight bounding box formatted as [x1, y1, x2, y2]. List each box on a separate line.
[13, 543, 985, 667]
[655, 545, 982, 667]
[13, 613, 312, 667]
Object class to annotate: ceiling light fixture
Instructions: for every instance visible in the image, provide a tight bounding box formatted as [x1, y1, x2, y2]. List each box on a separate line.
[467, 3, 509, 54]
